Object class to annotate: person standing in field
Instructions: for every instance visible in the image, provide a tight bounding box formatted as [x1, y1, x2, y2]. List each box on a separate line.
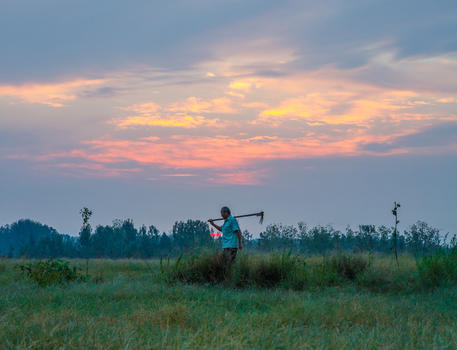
[209, 206, 242, 263]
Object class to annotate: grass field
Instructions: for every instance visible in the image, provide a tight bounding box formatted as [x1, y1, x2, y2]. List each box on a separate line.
[1, 255, 457, 349]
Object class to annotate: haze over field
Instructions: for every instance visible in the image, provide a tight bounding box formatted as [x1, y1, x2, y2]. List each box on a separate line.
[1, 1, 456, 235]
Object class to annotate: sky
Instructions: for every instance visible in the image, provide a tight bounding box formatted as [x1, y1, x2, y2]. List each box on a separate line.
[1, 0, 457, 236]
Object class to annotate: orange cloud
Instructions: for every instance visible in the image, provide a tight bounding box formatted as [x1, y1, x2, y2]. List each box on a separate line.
[209, 169, 267, 185]
[39, 133, 381, 174]
[9, 52, 457, 185]
[229, 81, 253, 91]
[0, 79, 106, 107]
[123, 102, 161, 114]
[257, 90, 419, 126]
[168, 96, 236, 114]
[113, 97, 236, 129]
[163, 173, 196, 177]
[116, 114, 221, 128]
[48, 162, 142, 178]
[27, 121, 445, 184]
[436, 97, 456, 103]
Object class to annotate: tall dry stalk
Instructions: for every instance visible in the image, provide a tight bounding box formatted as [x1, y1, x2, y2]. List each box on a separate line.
[392, 202, 401, 268]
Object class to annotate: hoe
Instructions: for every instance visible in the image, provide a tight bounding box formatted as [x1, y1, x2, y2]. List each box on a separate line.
[208, 211, 264, 224]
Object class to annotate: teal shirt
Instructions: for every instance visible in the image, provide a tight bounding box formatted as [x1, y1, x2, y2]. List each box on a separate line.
[221, 215, 240, 248]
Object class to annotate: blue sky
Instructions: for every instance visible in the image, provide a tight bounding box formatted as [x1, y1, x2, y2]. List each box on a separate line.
[1, 0, 456, 235]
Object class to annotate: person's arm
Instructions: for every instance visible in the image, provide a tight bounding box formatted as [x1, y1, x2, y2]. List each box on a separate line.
[235, 230, 243, 250]
[208, 220, 222, 232]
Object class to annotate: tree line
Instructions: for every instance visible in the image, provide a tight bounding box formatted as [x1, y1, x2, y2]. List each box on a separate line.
[0, 217, 452, 258]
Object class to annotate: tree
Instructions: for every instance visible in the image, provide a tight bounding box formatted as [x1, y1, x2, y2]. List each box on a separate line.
[79, 207, 93, 274]
[356, 225, 377, 253]
[377, 225, 393, 253]
[159, 233, 172, 256]
[392, 202, 401, 267]
[258, 224, 298, 251]
[79, 207, 93, 249]
[306, 225, 337, 255]
[172, 220, 211, 251]
[404, 221, 441, 255]
[242, 230, 253, 249]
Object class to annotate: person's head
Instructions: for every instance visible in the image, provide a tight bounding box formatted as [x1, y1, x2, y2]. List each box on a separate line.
[220, 206, 231, 219]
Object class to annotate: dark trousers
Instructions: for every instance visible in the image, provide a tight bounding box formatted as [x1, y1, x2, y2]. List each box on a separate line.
[223, 248, 238, 263]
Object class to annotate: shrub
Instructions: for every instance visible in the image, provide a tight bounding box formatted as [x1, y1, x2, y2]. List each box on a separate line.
[416, 253, 457, 287]
[307, 259, 340, 286]
[165, 251, 307, 289]
[92, 270, 105, 284]
[231, 255, 252, 287]
[16, 259, 85, 286]
[327, 254, 370, 280]
[165, 251, 232, 284]
[249, 253, 299, 288]
[0, 259, 6, 273]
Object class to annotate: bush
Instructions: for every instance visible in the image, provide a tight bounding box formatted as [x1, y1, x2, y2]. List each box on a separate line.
[238, 253, 304, 288]
[164, 251, 307, 289]
[0, 259, 6, 273]
[162, 251, 457, 292]
[327, 254, 370, 280]
[165, 251, 232, 284]
[416, 253, 457, 287]
[16, 259, 85, 286]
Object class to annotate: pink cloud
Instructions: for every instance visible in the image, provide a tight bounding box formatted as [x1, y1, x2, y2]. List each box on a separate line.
[0, 78, 106, 107]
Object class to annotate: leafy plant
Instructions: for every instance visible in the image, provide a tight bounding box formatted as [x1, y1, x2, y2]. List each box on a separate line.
[392, 202, 401, 268]
[327, 253, 370, 280]
[164, 251, 307, 289]
[79, 207, 93, 275]
[16, 259, 85, 286]
[0, 259, 6, 273]
[92, 270, 105, 284]
[416, 252, 457, 287]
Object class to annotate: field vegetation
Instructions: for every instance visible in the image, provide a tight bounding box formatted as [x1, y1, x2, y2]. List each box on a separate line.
[2, 251, 457, 349]
[2, 206, 457, 348]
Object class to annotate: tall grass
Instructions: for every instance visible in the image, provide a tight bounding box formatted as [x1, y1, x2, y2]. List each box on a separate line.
[162, 250, 457, 293]
[163, 251, 378, 290]
[2, 258, 457, 349]
[416, 251, 457, 287]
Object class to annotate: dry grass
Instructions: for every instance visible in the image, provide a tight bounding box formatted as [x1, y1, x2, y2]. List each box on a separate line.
[1, 256, 457, 349]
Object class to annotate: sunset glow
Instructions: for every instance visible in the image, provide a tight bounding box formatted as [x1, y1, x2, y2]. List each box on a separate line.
[1, 0, 456, 233]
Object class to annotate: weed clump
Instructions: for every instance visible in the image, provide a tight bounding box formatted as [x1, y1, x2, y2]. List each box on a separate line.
[416, 252, 457, 287]
[327, 254, 370, 280]
[16, 259, 85, 286]
[164, 251, 307, 289]
[164, 251, 232, 284]
[0, 259, 6, 274]
[161, 251, 457, 292]
[233, 253, 306, 289]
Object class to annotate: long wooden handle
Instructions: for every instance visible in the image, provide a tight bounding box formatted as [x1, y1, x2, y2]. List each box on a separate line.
[208, 211, 263, 222]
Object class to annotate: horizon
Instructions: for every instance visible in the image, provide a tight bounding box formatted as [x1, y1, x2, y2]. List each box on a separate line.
[1, 1, 456, 237]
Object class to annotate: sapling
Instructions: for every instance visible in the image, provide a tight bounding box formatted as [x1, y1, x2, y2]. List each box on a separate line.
[79, 207, 93, 276]
[392, 202, 401, 268]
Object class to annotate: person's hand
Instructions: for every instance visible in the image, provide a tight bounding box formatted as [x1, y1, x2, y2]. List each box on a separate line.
[208, 219, 214, 224]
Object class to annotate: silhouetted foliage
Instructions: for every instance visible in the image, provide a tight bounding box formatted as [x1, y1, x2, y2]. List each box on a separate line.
[392, 202, 401, 267]
[79, 207, 93, 249]
[1, 217, 454, 259]
[0, 219, 76, 258]
[172, 220, 213, 252]
[404, 221, 441, 256]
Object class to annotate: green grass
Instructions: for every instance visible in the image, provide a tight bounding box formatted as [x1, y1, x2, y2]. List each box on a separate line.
[1, 256, 457, 349]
